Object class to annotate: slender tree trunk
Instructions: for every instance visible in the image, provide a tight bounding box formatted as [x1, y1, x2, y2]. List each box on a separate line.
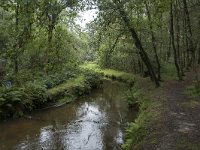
[145, 2, 161, 81]
[167, 29, 172, 62]
[183, 0, 195, 67]
[175, 1, 184, 76]
[115, 2, 160, 87]
[198, 46, 200, 64]
[14, 2, 19, 74]
[170, 3, 183, 81]
[159, 13, 163, 58]
[185, 26, 190, 69]
[182, 15, 186, 68]
[167, 11, 172, 62]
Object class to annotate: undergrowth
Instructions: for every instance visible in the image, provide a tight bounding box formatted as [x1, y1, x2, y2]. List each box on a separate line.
[81, 62, 135, 85]
[123, 84, 155, 150]
[0, 70, 101, 120]
[161, 62, 177, 81]
[0, 82, 47, 119]
[186, 81, 200, 100]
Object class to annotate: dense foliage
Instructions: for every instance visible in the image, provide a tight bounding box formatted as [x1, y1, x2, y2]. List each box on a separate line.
[0, 82, 47, 119]
[0, 0, 89, 85]
[0, 2, 200, 148]
[88, 0, 200, 86]
[0, 69, 102, 119]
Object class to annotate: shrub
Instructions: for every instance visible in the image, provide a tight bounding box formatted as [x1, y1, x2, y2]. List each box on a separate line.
[126, 86, 141, 108]
[0, 82, 48, 119]
[83, 70, 102, 88]
[38, 70, 80, 89]
[123, 92, 152, 150]
[0, 87, 24, 119]
[23, 82, 48, 109]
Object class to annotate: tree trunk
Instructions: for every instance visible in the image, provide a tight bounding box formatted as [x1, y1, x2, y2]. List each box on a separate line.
[145, 2, 161, 81]
[183, 0, 195, 67]
[115, 2, 160, 87]
[167, 29, 172, 62]
[14, 2, 19, 74]
[198, 45, 200, 64]
[175, 1, 184, 76]
[170, 3, 183, 81]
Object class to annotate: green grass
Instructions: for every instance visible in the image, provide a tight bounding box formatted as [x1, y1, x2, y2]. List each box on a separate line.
[184, 85, 200, 108]
[47, 70, 102, 103]
[122, 85, 161, 150]
[47, 76, 90, 102]
[186, 84, 200, 99]
[80, 63, 99, 71]
[123, 95, 153, 150]
[122, 80, 163, 150]
[48, 76, 84, 97]
[81, 62, 135, 85]
[0, 69, 101, 119]
[161, 62, 177, 81]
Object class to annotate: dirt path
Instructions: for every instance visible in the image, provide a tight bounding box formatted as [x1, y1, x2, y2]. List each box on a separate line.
[141, 71, 200, 150]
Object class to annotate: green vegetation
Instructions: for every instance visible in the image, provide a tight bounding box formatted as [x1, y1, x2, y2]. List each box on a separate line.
[47, 71, 101, 102]
[81, 63, 135, 85]
[0, 82, 47, 119]
[187, 85, 200, 100]
[185, 82, 200, 108]
[0, 70, 101, 120]
[161, 63, 178, 81]
[0, 0, 200, 149]
[123, 84, 159, 150]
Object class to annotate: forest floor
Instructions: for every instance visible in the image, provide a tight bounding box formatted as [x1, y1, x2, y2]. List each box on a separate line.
[138, 69, 200, 150]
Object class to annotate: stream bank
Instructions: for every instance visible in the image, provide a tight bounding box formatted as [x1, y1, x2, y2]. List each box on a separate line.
[0, 79, 137, 150]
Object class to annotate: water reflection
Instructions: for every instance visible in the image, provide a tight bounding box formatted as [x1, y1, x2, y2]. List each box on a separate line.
[0, 80, 136, 150]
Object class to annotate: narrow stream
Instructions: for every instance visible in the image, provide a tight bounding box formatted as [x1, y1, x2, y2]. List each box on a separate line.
[0, 80, 137, 150]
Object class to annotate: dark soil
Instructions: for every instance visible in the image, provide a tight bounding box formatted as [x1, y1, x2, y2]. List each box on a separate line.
[139, 71, 200, 150]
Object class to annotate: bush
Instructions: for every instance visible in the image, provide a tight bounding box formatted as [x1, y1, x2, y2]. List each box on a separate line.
[195, 82, 200, 97]
[37, 70, 80, 89]
[0, 82, 48, 120]
[23, 82, 48, 109]
[123, 92, 152, 150]
[83, 70, 102, 88]
[187, 81, 200, 99]
[126, 86, 141, 108]
[0, 87, 25, 119]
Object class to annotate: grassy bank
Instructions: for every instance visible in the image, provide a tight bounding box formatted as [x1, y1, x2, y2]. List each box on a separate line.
[81, 63, 135, 85]
[81, 63, 159, 149]
[0, 70, 101, 120]
[0, 62, 134, 120]
[123, 81, 162, 150]
[47, 71, 101, 104]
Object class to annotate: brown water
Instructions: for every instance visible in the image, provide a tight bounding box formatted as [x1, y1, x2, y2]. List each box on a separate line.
[0, 80, 137, 150]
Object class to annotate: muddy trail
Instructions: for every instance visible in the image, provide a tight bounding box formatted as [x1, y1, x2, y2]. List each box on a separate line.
[142, 71, 200, 150]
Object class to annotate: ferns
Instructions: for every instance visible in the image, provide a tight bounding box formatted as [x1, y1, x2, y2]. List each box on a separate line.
[0, 83, 47, 119]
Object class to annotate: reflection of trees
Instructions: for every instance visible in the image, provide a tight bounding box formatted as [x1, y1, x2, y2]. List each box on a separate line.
[2, 80, 134, 150]
[100, 80, 130, 149]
